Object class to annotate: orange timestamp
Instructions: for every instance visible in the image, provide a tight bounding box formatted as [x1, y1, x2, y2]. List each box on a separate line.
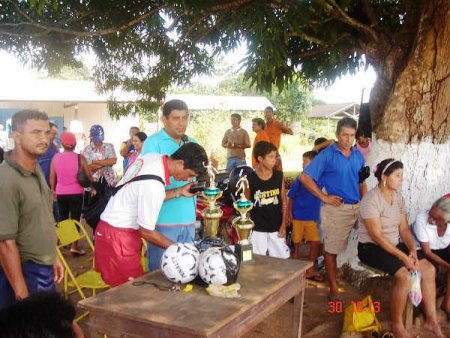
[328, 300, 381, 313]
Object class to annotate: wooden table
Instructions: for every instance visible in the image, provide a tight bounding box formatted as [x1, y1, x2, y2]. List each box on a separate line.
[80, 255, 312, 338]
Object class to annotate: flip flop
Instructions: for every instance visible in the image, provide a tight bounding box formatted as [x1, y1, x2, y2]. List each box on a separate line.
[306, 274, 324, 282]
[70, 248, 86, 257]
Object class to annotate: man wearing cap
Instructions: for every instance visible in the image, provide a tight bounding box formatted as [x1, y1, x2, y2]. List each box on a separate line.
[0, 110, 64, 309]
[50, 131, 94, 256]
[141, 99, 200, 271]
[82, 124, 117, 187]
[301, 117, 366, 300]
[264, 106, 293, 171]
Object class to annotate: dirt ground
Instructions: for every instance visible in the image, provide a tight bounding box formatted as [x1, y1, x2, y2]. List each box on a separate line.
[61, 234, 450, 338]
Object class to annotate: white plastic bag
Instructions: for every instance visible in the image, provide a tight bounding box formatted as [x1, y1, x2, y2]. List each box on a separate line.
[409, 270, 422, 307]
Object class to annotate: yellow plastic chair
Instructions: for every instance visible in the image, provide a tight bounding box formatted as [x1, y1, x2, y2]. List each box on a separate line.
[141, 238, 148, 273]
[55, 219, 109, 321]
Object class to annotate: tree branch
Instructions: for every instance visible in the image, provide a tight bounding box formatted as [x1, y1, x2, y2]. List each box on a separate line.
[287, 30, 330, 46]
[316, 0, 380, 42]
[361, 0, 379, 28]
[288, 46, 333, 59]
[4, 0, 162, 39]
[210, 0, 254, 12]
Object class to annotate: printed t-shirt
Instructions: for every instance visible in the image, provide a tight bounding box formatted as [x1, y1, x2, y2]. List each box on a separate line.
[100, 153, 170, 230]
[247, 170, 284, 233]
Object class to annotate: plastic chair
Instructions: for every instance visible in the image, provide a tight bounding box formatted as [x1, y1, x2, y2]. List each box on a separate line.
[141, 238, 148, 272]
[55, 219, 109, 321]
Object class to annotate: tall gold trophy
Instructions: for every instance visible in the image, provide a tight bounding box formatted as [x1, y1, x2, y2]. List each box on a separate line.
[232, 176, 254, 263]
[201, 163, 223, 238]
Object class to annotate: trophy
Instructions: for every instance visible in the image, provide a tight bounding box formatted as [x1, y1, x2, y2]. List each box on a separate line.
[201, 163, 223, 238]
[232, 175, 255, 263]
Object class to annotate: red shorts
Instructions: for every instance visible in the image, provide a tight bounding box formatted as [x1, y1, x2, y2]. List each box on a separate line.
[94, 220, 143, 286]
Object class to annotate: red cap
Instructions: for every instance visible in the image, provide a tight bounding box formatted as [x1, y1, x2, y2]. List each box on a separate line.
[60, 131, 77, 148]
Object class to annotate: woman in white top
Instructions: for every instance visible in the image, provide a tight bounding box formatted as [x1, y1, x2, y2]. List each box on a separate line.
[414, 196, 450, 320]
[358, 159, 444, 338]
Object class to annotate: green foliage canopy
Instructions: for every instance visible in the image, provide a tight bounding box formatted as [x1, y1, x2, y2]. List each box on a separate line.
[0, 1, 419, 116]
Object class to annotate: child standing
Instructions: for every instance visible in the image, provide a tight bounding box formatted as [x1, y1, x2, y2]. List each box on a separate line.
[287, 151, 323, 281]
[246, 141, 290, 259]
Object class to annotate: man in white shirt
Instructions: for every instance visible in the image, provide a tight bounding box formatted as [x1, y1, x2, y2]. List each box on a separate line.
[94, 143, 208, 286]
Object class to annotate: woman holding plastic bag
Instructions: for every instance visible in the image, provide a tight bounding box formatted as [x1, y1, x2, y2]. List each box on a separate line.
[357, 159, 445, 338]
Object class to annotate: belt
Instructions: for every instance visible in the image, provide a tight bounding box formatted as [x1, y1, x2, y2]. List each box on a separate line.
[343, 201, 359, 205]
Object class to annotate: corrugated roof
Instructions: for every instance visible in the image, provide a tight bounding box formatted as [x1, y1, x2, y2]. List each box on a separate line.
[166, 94, 273, 111]
[0, 79, 133, 103]
[0, 79, 273, 111]
[309, 102, 359, 118]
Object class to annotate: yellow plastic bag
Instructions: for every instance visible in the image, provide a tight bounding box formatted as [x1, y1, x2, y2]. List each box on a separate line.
[342, 295, 381, 332]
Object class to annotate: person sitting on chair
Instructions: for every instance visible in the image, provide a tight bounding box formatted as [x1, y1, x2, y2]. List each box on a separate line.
[358, 159, 444, 338]
[414, 196, 450, 321]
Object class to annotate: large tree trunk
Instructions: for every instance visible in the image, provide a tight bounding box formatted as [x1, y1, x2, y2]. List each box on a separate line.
[368, 0, 450, 222]
[339, 1, 450, 269]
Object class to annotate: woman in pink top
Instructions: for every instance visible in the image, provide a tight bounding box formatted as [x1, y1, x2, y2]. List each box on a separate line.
[125, 131, 147, 172]
[50, 131, 94, 256]
[355, 129, 372, 163]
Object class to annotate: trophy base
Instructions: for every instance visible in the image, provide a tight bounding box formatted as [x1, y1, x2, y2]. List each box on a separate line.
[235, 242, 254, 263]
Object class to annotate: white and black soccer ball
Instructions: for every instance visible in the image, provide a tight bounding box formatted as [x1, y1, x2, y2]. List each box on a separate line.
[198, 247, 240, 285]
[161, 242, 199, 284]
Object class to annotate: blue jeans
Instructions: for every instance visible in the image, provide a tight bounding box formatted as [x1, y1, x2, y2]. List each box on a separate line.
[147, 225, 195, 272]
[0, 261, 55, 309]
[226, 157, 247, 172]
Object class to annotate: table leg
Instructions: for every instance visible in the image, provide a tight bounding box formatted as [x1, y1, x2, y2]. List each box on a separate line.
[291, 286, 305, 338]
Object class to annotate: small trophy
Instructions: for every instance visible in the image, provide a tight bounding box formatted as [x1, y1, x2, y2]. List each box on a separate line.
[201, 163, 223, 238]
[232, 176, 254, 263]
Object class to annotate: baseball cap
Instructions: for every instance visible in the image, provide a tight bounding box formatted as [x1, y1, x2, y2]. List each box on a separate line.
[90, 124, 104, 142]
[60, 131, 77, 148]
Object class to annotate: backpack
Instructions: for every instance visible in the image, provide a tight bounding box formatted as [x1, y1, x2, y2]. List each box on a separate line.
[83, 174, 165, 231]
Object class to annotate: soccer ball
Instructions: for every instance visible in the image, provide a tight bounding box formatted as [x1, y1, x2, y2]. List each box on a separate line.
[196, 237, 226, 253]
[198, 247, 240, 285]
[161, 242, 199, 284]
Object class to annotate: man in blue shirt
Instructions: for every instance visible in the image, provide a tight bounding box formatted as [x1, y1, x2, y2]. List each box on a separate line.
[37, 122, 59, 221]
[141, 99, 199, 271]
[301, 117, 366, 300]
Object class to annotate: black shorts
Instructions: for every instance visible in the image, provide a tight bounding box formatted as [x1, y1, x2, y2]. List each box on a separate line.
[358, 242, 425, 275]
[425, 247, 450, 269]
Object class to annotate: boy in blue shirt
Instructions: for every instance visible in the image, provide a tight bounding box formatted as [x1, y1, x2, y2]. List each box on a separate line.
[288, 151, 322, 281]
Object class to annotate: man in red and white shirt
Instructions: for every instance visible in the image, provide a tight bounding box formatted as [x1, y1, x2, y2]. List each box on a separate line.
[94, 143, 208, 286]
